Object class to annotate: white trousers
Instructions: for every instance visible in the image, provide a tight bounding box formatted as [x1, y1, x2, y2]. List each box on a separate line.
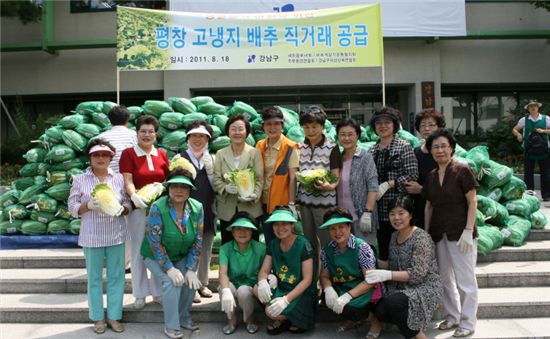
[128, 209, 162, 298]
[124, 215, 131, 269]
[198, 230, 214, 286]
[219, 283, 257, 322]
[436, 234, 478, 331]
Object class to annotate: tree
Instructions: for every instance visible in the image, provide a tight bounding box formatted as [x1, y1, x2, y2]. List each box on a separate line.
[0, 1, 42, 24]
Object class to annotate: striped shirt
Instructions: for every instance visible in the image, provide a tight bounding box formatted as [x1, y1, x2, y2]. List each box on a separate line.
[97, 126, 137, 173]
[68, 167, 131, 248]
[320, 234, 376, 270]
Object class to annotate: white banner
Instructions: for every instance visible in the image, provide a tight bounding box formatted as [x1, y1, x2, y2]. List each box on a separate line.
[169, 0, 466, 37]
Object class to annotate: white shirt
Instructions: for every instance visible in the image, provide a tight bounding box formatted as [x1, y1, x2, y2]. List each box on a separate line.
[97, 126, 137, 173]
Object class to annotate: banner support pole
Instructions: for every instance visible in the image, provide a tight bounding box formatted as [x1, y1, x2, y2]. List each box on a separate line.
[381, 65, 386, 107]
[116, 69, 120, 104]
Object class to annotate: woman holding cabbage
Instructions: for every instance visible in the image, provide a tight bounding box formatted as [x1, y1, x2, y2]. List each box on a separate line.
[214, 114, 264, 245]
[68, 138, 131, 334]
[120, 115, 169, 309]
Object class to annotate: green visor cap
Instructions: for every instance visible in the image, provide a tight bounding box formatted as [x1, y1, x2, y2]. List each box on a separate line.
[164, 176, 196, 190]
[265, 210, 298, 224]
[319, 216, 353, 230]
[226, 217, 258, 231]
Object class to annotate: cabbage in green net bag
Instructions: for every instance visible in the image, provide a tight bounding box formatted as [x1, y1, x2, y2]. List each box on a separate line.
[190, 96, 214, 107]
[0, 190, 21, 208]
[161, 130, 187, 151]
[227, 101, 259, 120]
[477, 195, 498, 219]
[211, 125, 222, 139]
[75, 101, 103, 115]
[197, 102, 226, 115]
[45, 126, 65, 144]
[477, 225, 505, 255]
[30, 210, 56, 224]
[181, 112, 208, 127]
[530, 211, 548, 230]
[23, 148, 48, 163]
[477, 186, 502, 202]
[127, 106, 143, 121]
[503, 215, 531, 246]
[76, 123, 102, 139]
[143, 100, 173, 118]
[12, 177, 35, 191]
[59, 114, 85, 129]
[19, 184, 47, 205]
[210, 136, 230, 152]
[480, 160, 513, 189]
[70, 219, 81, 235]
[246, 134, 256, 147]
[91, 113, 111, 129]
[454, 156, 479, 178]
[210, 114, 228, 131]
[45, 145, 76, 164]
[47, 220, 71, 235]
[47, 171, 69, 185]
[51, 158, 84, 171]
[168, 97, 197, 115]
[465, 145, 490, 168]
[487, 202, 509, 227]
[455, 143, 468, 157]
[55, 204, 72, 220]
[0, 220, 23, 235]
[21, 220, 47, 235]
[46, 183, 71, 202]
[476, 209, 486, 227]
[19, 162, 50, 177]
[397, 130, 421, 148]
[501, 176, 527, 201]
[522, 194, 540, 214]
[159, 112, 185, 130]
[286, 125, 305, 143]
[3, 204, 29, 221]
[34, 194, 58, 213]
[504, 198, 532, 219]
[102, 101, 117, 115]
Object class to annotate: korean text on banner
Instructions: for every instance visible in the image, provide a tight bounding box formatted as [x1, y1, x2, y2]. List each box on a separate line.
[116, 4, 384, 71]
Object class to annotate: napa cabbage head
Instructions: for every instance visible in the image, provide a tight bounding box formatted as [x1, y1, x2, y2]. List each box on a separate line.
[224, 168, 255, 198]
[91, 183, 124, 216]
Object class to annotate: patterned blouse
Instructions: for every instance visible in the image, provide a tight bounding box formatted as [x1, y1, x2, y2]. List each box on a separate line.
[320, 234, 376, 270]
[387, 228, 443, 331]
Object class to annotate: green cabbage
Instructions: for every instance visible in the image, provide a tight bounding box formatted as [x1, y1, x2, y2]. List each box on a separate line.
[21, 220, 48, 235]
[0, 220, 23, 235]
[224, 168, 256, 199]
[168, 97, 197, 115]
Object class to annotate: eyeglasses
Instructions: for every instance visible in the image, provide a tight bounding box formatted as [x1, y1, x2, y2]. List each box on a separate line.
[91, 153, 112, 158]
[229, 127, 246, 133]
[138, 129, 156, 135]
[432, 144, 450, 150]
[420, 123, 437, 129]
[338, 133, 356, 139]
[375, 120, 392, 126]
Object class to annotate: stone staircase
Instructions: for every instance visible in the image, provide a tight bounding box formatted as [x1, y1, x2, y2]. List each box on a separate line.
[1, 227, 550, 338]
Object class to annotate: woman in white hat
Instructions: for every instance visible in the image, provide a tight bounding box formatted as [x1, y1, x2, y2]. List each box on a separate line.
[141, 168, 204, 339]
[218, 212, 266, 335]
[256, 206, 316, 335]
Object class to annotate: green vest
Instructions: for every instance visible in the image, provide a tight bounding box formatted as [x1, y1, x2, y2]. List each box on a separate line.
[524, 114, 549, 160]
[271, 235, 316, 295]
[223, 240, 266, 288]
[324, 237, 373, 308]
[141, 196, 202, 263]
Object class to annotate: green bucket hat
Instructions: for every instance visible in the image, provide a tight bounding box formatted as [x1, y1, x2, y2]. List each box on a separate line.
[226, 217, 258, 231]
[265, 209, 298, 224]
[319, 215, 353, 230]
[164, 175, 196, 190]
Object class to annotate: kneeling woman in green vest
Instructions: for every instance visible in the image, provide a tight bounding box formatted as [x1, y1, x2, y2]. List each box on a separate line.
[255, 206, 316, 334]
[218, 212, 267, 335]
[319, 207, 382, 337]
[142, 168, 204, 339]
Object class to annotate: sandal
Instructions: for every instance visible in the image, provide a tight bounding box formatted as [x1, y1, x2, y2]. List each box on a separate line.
[438, 319, 459, 330]
[93, 320, 106, 334]
[336, 320, 363, 333]
[198, 286, 213, 298]
[106, 319, 124, 333]
[289, 325, 307, 334]
[266, 319, 290, 335]
[366, 329, 381, 339]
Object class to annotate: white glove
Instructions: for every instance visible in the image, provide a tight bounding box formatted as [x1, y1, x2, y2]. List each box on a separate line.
[238, 193, 257, 202]
[87, 197, 100, 211]
[167, 267, 185, 287]
[289, 204, 297, 218]
[257, 279, 272, 304]
[266, 296, 289, 318]
[324, 286, 338, 310]
[221, 288, 236, 317]
[184, 270, 202, 290]
[365, 270, 393, 284]
[333, 293, 353, 314]
[201, 154, 214, 176]
[457, 228, 474, 254]
[359, 212, 372, 233]
[376, 182, 391, 201]
[267, 274, 278, 289]
[131, 193, 148, 209]
[225, 184, 238, 195]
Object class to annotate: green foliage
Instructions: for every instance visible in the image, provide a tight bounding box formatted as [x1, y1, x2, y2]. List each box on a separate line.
[0, 1, 42, 24]
[531, 1, 550, 11]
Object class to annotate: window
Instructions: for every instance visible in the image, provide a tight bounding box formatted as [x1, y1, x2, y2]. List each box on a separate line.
[70, 0, 166, 13]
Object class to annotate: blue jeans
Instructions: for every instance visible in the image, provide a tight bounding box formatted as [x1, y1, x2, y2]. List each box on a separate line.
[144, 257, 195, 329]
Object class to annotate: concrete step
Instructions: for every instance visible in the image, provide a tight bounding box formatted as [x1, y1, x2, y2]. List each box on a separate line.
[3, 318, 550, 339]
[477, 240, 550, 262]
[3, 261, 549, 294]
[2, 287, 549, 323]
[528, 227, 550, 241]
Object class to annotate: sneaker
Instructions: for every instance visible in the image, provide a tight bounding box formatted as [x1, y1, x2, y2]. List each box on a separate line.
[164, 328, 184, 339]
[453, 327, 475, 337]
[438, 319, 459, 330]
[134, 297, 146, 310]
[181, 321, 199, 331]
[198, 286, 213, 298]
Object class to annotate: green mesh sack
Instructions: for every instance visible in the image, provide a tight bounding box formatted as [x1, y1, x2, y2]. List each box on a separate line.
[210, 114, 229, 131]
[454, 156, 479, 178]
[45, 183, 71, 201]
[0, 190, 21, 209]
[477, 186, 502, 202]
[455, 144, 468, 157]
[66, 168, 85, 182]
[246, 134, 256, 146]
[161, 130, 187, 151]
[480, 160, 513, 189]
[488, 202, 509, 227]
[91, 112, 111, 129]
[477, 195, 498, 219]
[210, 136, 231, 152]
[45, 126, 65, 144]
[477, 225, 504, 255]
[12, 177, 35, 191]
[168, 97, 197, 115]
[34, 175, 48, 186]
[21, 220, 47, 235]
[156, 126, 170, 140]
[254, 132, 267, 143]
[47, 220, 71, 235]
[34, 194, 58, 213]
[227, 101, 259, 120]
[75, 123, 102, 139]
[55, 204, 72, 220]
[127, 106, 144, 121]
[397, 130, 421, 148]
[143, 100, 173, 117]
[286, 125, 305, 143]
[358, 141, 376, 151]
[476, 209, 486, 227]
[159, 112, 185, 130]
[62, 129, 88, 153]
[3, 204, 29, 221]
[197, 102, 226, 115]
[58, 114, 85, 129]
[47, 171, 69, 185]
[181, 112, 209, 127]
[190, 96, 214, 107]
[530, 211, 548, 230]
[102, 101, 117, 114]
[30, 210, 56, 224]
[19, 184, 47, 205]
[75, 101, 103, 115]
[0, 220, 23, 235]
[51, 158, 84, 171]
[501, 176, 527, 201]
[504, 198, 532, 219]
[364, 125, 380, 142]
[503, 215, 532, 246]
[211, 125, 222, 139]
[465, 145, 490, 168]
[45, 145, 76, 164]
[250, 118, 264, 134]
[275, 106, 299, 133]
[70, 219, 81, 235]
[23, 148, 48, 163]
[19, 162, 50, 177]
[522, 194, 540, 214]
[325, 128, 337, 142]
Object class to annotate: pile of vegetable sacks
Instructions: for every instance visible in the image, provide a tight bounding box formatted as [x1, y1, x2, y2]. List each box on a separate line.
[0, 98, 546, 257]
